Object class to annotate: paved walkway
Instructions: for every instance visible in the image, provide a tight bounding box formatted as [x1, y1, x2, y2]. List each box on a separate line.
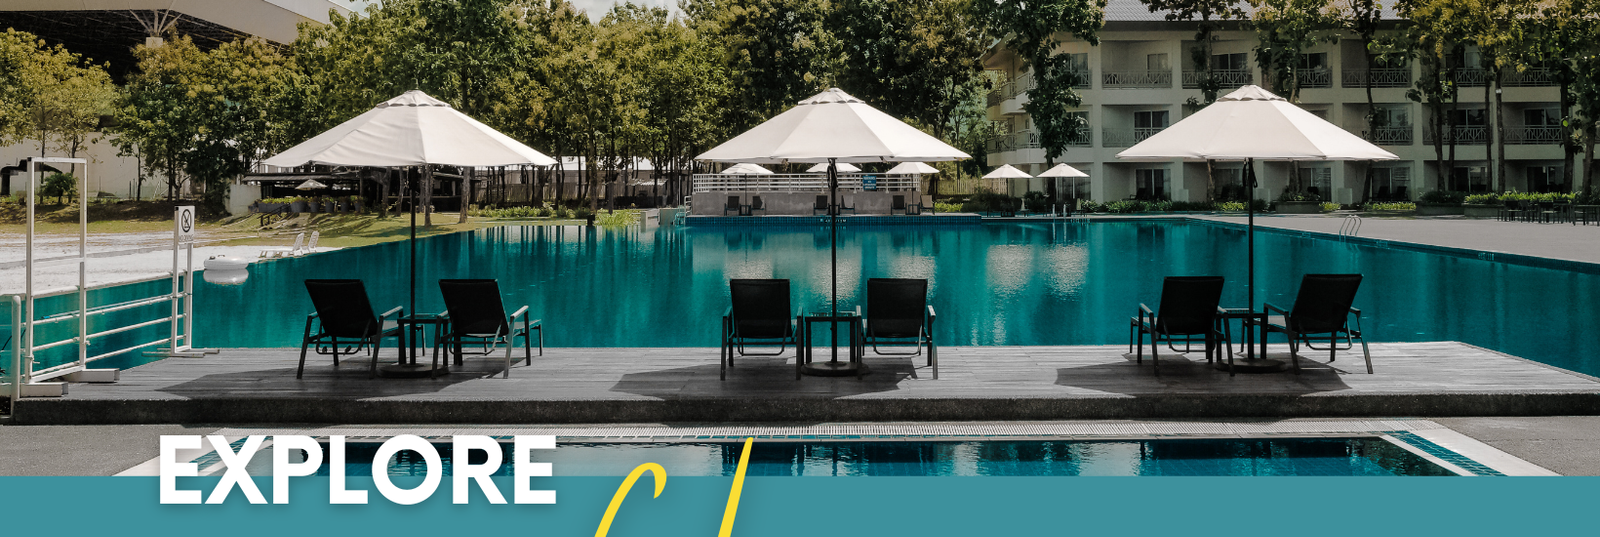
[1192, 214, 1600, 266]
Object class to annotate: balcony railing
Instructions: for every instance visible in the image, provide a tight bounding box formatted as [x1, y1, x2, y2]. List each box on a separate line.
[986, 130, 1091, 153]
[1101, 127, 1166, 148]
[1181, 69, 1253, 89]
[1503, 126, 1564, 145]
[1456, 68, 1489, 87]
[1503, 68, 1556, 87]
[986, 89, 1004, 107]
[1342, 68, 1412, 88]
[1422, 126, 1488, 145]
[1356, 126, 1414, 146]
[1102, 70, 1172, 88]
[1295, 68, 1332, 89]
[692, 173, 921, 193]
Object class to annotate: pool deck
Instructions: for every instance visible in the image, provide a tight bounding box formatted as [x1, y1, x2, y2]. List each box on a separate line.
[13, 341, 1600, 425]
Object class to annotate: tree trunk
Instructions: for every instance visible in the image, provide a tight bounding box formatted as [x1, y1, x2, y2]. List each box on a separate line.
[1561, 80, 1576, 192]
[1585, 129, 1596, 196]
[1495, 77, 1506, 193]
[423, 165, 433, 227]
[1205, 159, 1216, 202]
[378, 169, 390, 219]
[458, 167, 471, 224]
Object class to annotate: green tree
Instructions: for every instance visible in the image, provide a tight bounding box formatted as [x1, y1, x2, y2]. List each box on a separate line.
[1394, 0, 1474, 193]
[684, 0, 840, 133]
[40, 172, 76, 204]
[1329, 0, 1383, 203]
[0, 29, 116, 179]
[976, 0, 1108, 202]
[1250, 0, 1338, 104]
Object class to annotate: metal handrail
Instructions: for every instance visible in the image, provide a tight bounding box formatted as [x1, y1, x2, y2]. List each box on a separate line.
[1340, 215, 1362, 239]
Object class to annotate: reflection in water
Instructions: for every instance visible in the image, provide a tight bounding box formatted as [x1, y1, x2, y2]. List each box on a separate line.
[117, 220, 1598, 377]
[316, 439, 1456, 477]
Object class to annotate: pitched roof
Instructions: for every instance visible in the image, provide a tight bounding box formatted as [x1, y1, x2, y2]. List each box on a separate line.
[1103, 0, 1401, 23]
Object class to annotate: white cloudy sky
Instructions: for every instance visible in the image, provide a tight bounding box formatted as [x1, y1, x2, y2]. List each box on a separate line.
[338, 1, 679, 21]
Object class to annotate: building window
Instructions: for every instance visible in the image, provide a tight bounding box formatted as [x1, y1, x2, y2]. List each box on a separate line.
[1299, 52, 1328, 70]
[1134, 111, 1168, 129]
[1524, 109, 1560, 126]
[1147, 53, 1169, 72]
[1447, 109, 1488, 127]
[1136, 168, 1168, 200]
[1449, 166, 1489, 193]
[1373, 104, 1410, 127]
[1527, 166, 1566, 193]
[1214, 168, 1247, 201]
[1211, 53, 1248, 71]
[1371, 166, 1411, 201]
[1297, 167, 1332, 199]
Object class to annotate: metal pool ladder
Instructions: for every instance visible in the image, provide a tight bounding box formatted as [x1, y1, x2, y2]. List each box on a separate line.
[1339, 215, 1362, 239]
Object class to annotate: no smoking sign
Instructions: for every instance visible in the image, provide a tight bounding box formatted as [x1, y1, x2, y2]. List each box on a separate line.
[176, 206, 196, 243]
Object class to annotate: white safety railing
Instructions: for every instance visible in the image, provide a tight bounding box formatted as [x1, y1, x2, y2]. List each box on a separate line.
[2, 157, 212, 406]
[692, 173, 922, 193]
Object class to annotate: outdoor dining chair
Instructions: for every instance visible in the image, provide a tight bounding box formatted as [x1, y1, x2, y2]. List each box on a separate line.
[1129, 276, 1227, 372]
[854, 278, 937, 379]
[1249, 274, 1372, 374]
[299, 279, 405, 379]
[722, 279, 803, 380]
[437, 279, 542, 379]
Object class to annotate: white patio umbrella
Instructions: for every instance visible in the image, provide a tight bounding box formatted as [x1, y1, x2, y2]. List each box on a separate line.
[1038, 163, 1089, 202]
[720, 162, 775, 175]
[264, 91, 556, 377]
[983, 164, 1032, 198]
[1117, 85, 1398, 372]
[886, 162, 941, 175]
[697, 88, 968, 376]
[807, 162, 860, 173]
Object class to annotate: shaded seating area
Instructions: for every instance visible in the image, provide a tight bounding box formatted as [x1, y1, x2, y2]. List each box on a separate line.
[1129, 276, 1227, 371]
[854, 278, 937, 379]
[1249, 274, 1372, 374]
[298, 279, 405, 379]
[437, 279, 542, 379]
[721, 279, 803, 380]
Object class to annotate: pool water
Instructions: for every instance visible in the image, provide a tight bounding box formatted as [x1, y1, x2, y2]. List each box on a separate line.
[9, 220, 1600, 377]
[319, 438, 1457, 477]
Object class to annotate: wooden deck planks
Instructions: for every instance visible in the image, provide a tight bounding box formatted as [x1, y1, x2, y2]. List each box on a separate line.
[13, 341, 1600, 424]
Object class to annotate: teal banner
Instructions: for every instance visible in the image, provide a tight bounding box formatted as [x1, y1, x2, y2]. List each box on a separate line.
[2, 476, 1593, 536]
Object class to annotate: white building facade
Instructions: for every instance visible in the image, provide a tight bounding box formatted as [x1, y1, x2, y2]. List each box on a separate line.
[981, 0, 1582, 204]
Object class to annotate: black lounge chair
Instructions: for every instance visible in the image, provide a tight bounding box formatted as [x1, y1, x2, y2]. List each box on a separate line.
[722, 279, 803, 380]
[1130, 276, 1226, 371]
[1252, 274, 1372, 374]
[723, 195, 741, 216]
[813, 195, 830, 215]
[749, 195, 767, 215]
[855, 278, 937, 379]
[890, 195, 907, 215]
[299, 279, 405, 379]
[437, 279, 542, 379]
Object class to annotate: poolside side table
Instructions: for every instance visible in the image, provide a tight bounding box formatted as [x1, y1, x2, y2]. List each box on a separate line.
[1217, 308, 1288, 374]
[800, 313, 865, 378]
[381, 313, 450, 378]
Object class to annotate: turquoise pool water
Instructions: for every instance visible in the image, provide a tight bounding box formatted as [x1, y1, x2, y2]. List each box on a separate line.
[317, 438, 1456, 477]
[9, 220, 1599, 376]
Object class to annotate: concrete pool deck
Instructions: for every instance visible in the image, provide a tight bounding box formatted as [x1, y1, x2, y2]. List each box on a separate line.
[13, 341, 1600, 425]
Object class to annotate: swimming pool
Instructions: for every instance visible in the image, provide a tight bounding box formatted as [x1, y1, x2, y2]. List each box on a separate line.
[11, 220, 1600, 377]
[316, 438, 1458, 477]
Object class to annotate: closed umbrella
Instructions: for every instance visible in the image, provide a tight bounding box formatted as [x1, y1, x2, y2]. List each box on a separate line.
[264, 91, 555, 377]
[698, 88, 968, 376]
[294, 179, 328, 191]
[1117, 85, 1398, 371]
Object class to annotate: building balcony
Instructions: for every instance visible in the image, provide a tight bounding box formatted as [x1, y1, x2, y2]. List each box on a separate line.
[1503, 126, 1564, 145]
[1355, 125, 1414, 146]
[986, 130, 1091, 153]
[1101, 127, 1165, 148]
[1342, 68, 1411, 88]
[1296, 68, 1333, 89]
[1422, 126, 1488, 145]
[1102, 70, 1172, 89]
[1181, 69, 1253, 89]
[1503, 68, 1556, 87]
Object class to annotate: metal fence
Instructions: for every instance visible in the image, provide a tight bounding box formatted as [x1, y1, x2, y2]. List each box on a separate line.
[1358, 126, 1415, 146]
[1296, 68, 1333, 88]
[1102, 70, 1172, 88]
[1342, 68, 1412, 88]
[1423, 126, 1489, 145]
[1101, 127, 1166, 148]
[1503, 126, 1564, 145]
[1182, 69, 1253, 89]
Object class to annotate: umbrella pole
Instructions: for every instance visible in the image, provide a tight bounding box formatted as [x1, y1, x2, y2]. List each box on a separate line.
[1246, 158, 1254, 314]
[411, 167, 419, 323]
[830, 158, 839, 363]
